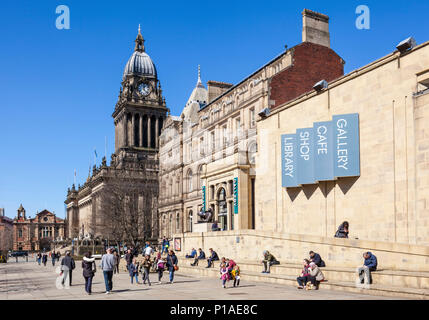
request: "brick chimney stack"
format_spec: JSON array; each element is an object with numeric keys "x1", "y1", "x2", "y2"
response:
[{"x1": 302, "y1": 9, "x2": 330, "y2": 48}]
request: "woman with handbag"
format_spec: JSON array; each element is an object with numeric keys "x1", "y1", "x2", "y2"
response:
[
  {"x1": 166, "y1": 250, "x2": 178, "y2": 284},
  {"x1": 82, "y1": 251, "x2": 96, "y2": 295}
]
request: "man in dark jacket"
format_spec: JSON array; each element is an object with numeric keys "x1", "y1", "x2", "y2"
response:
[
  {"x1": 166, "y1": 250, "x2": 178, "y2": 284},
  {"x1": 60, "y1": 251, "x2": 76, "y2": 287},
  {"x1": 357, "y1": 251, "x2": 377, "y2": 285},
  {"x1": 191, "y1": 248, "x2": 205, "y2": 266},
  {"x1": 309, "y1": 251, "x2": 326, "y2": 267},
  {"x1": 206, "y1": 248, "x2": 219, "y2": 268},
  {"x1": 125, "y1": 249, "x2": 133, "y2": 271}
]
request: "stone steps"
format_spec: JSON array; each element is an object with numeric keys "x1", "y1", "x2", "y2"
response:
[{"x1": 175, "y1": 256, "x2": 429, "y2": 299}]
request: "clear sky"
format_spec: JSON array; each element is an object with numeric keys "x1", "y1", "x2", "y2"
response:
[{"x1": 1, "y1": 0, "x2": 428, "y2": 219}]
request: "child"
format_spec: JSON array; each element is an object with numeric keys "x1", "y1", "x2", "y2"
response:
[
  {"x1": 155, "y1": 253, "x2": 166, "y2": 284},
  {"x1": 140, "y1": 255, "x2": 152, "y2": 286},
  {"x1": 129, "y1": 258, "x2": 139, "y2": 284},
  {"x1": 220, "y1": 263, "x2": 229, "y2": 288},
  {"x1": 231, "y1": 265, "x2": 241, "y2": 287}
]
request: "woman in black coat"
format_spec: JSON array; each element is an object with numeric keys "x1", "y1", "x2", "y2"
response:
[
  {"x1": 82, "y1": 251, "x2": 96, "y2": 295},
  {"x1": 334, "y1": 221, "x2": 349, "y2": 238}
]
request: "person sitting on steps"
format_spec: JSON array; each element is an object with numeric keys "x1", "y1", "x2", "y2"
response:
[
  {"x1": 191, "y1": 248, "x2": 205, "y2": 266},
  {"x1": 261, "y1": 250, "x2": 279, "y2": 274},
  {"x1": 206, "y1": 248, "x2": 219, "y2": 268},
  {"x1": 309, "y1": 251, "x2": 326, "y2": 267}
]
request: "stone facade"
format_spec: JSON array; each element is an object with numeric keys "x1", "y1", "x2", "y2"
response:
[
  {"x1": 65, "y1": 28, "x2": 167, "y2": 241},
  {"x1": 0, "y1": 209, "x2": 13, "y2": 251},
  {"x1": 256, "y1": 39, "x2": 429, "y2": 246},
  {"x1": 12, "y1": 205, "x2": 66, "y2": 251},
  {"x1": 158, "y1": 9, "x2": 343, "y2": 237}
]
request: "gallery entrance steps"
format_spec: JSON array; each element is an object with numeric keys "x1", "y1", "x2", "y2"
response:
[{"x1": 175, "y1": 255, "x2": 429, "y2": 299}]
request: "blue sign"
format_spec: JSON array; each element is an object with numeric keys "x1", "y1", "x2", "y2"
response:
[
  {"x1": 296, "y1": 128, "x2": 316, "y2": 185},
  {"x1": 333, "y1": 113, "x2": 360, "y2": 178},
  {"x1": 233, "y1": 177, "x2": 238, "y2": 214},
  {"x1": 313, "y1": 121, "x2": 334, "y2": 181},
  {"x1": 280, "y1": 113, "x2": 360, "y2": 188},
  {"x1": 281, "y1": 134, "x2": 299, "y2": 187},
  {"x1": 202, "y1": 186, "x2": 206, "y2": 211}
]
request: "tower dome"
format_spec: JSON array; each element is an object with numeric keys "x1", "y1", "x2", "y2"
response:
[{"x1": 122, "y1": 25, "x2": 157, "y2": 80}]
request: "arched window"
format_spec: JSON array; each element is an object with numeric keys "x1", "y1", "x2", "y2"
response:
[{"x1": 187, "y1": 169, "x2": 193, "y2": 192}]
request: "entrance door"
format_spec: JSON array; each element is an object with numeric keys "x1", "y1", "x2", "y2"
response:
[{"x1": 218, "y1": 188, "x2": 227, "y2": 230}]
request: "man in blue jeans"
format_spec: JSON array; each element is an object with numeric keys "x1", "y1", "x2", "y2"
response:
[
  {"x1": 101, "y1": 248, "x2": 115, "y2": 294},
  {"x1": 161, "y1": 237, "x2": 169, "y2": 254}
]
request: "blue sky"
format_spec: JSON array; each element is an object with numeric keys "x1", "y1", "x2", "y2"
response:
[{"x1": 1, "y1": 0, "x2": 428, "y2": 219}]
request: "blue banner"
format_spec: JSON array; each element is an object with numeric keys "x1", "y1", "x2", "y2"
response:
[
  {"x1": 281, "y1": 134, "x2": 299, "y2": 187},
  {"x1": 202, "y1": 186, "x2": 206, "y2": 211},
  {"x1": 333, "y1": 113, "x2": 360, "y2": 178},
  {"x1": 297, "y1": 128, "x2": 315, "y2": 185},
  {"x1": 233, "y1": 177, "x2": 238, "y2": 214},
  {"x1": 313, "y1": 121, "x2": 334, "y2": 181}
]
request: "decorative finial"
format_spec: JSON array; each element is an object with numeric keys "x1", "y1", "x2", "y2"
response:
[
  {"x1": 197, "y1": 65, "x2": 202, "y2": 86},
  {"x1": 134, "y1": 25, "x2": 145, "y2": 52}
]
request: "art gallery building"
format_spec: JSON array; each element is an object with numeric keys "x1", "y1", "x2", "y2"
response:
[{"x1": 172, "y1": 10, "x2": 429, "y2": 271}]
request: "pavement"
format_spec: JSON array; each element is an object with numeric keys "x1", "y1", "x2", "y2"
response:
[{"x1": 0, "y1": 257, "x2": 397, "y2": 300}]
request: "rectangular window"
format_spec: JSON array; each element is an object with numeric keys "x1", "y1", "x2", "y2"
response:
[
  {"x1": 18, "y1": 229, "x2": 22, "y2": 238},
  {"x1": 199, "y1": 137, "x2": 204, "y2": 156},
  {"x1": 223, "y1": 125, "x2": 228, "y2": 147},
  {"x1": 211, "y1": 131, "x2": 215, "y2": 151},
  {"x1": 235, "y1": 117, "x2": 241, "y2": 138},
  {"x1": 250, "y1": 108, "x2": 255, "y2": 127}
]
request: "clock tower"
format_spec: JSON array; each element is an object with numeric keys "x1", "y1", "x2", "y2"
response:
[{"x1": 112, "y1": 26, "x2": 168, "y2": 169}]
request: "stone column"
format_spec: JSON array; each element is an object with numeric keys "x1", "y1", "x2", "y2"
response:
[
  {"x1": 123, "y1": 114, "x2": 128, "y2": 147},
  {"x1": 147, "y1": 116, "x2": 152, "y2": 148},
  {"x1": 155, "y1": 117, "x2": 159, "y2": 148},
  {"x1": 139, "y1": 115, "x2": 143, "y2": 147},
  {"x1": 131, "y1": 113, "x2": 135, "y2": 147}
]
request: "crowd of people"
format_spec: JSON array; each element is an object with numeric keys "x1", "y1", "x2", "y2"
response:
[
  {"x1": 182, "y1": 221, "x2": 379, "y2": 291},
  {"x1": 185, "y1": 247, "x2": 240, "y2": 288},
  {"x1": 32, "y1": 221, "x2": 380, "y2": 294},
  {"x1": 36, "y1": 251, "x2": 61, "y2": 267}
]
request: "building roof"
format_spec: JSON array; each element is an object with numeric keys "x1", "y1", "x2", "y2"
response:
[{"x1": 123, "y1": 26, "x2": 157, "y2": 80}]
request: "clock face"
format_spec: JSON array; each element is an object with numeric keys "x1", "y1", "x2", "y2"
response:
[{"x1": 138, "y1": 83, "x2": 150, "y2": 96}]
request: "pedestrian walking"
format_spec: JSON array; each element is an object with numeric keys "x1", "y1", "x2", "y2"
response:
[
  {"x1": 141, "y1": 255, "x2": 152, "y2": 286},
  {"x1": 82, "y1": 251, "x2": 96, "y2": 295},
  {"x1": 129, "y1": 258, "x2": 139, "y2": 284},
  {"x1": 161, "y1": 237, "x2": 170, "y2": 254},
  {"x1": 56, "y1": 252, "x2": 60, "y2": 262},
  {"x1": 101, "y1": 248, "x2": 115, "y2": 294},
  {"x1": 42, "y1": 253, "x2": 48, "y2": 266},
  {"x1": 220, "y1": 263, "x2": 230, "y2": 288},
  {"x1": 113, "y1": 250, "x2": 120, "y2": 274},
  {"x1": 125, "y1": 249, "x2": 133, "y2": 271},
  {"x1": 232, "y1": 265, "x2": 241, "y2": 287},
  {"x1": 36, "y1": 252, "x2": 41, "y2": 265},
  {"x1": 51, "y1": 251, "x2": 56, "y2": 266},
  {"x1": 60, "y1": 251, "x2": 76, "y2": 287},
  {"x1": 166, "y1": 250, "x2": 178, "y2": 284},
  {"x1": 155, "y1": 252, "x2": 165, "y2": 284}
]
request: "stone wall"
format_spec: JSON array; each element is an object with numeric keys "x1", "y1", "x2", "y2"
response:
[
  {"x1": 257, "y1": 41, "x2": 429, "y2": 246},
  {"x1": 173, "y1": 230, "x2": 429, "y2": 271}
]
